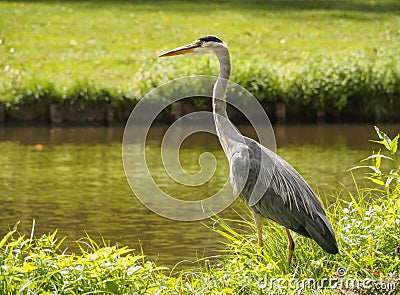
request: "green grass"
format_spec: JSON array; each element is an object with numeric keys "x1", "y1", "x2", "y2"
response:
[
  {"x1": 1, "y1": 127, "x2": 399, "y2": 293},
  {"x1": 1, "y1": 1, "x2": 400, "y2": 119}
]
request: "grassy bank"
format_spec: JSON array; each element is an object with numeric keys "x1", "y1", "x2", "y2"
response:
[
  {"x1": 1, "y1": 127, "x2": 399, "y2": 294},
  {"x1": 1, "y1": 1, "x2": 400, "y2": 122}
]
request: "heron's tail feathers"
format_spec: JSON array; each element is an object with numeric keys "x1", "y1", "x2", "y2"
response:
[{"x1": 305, "y1": 212, "x2": 338, "y2": 254}]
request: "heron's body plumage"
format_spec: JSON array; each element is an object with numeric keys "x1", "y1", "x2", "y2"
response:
[{"x1": 230, "y1": 137, "x2": 338, "y2": 254}]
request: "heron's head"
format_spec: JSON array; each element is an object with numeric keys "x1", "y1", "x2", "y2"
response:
[{"x1": 159, "y1": 35, "x2": 227, "y2": 57}]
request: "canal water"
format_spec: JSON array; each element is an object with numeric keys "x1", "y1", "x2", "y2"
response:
[{"x1": 0, "y1": 124, "x2": 399, "y2": 267}]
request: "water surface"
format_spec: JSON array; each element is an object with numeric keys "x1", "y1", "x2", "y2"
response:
[{"x1": 0, "y1": 124, "x2": 399, "y2": 267}]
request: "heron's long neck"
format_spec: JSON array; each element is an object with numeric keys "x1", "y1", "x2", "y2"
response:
[
  {"x1": 213, "y1": 47, "x2": 242, "y2": 158},
  {"x1": 213, "y1": 51, "x2": 230, "y2": 117}
]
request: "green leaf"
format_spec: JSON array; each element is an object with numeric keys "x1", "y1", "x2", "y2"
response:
[
  {"x1": 365, "y1": 176, "x2": 385, "y2": 186},
  {"x1": 375, "y1": 154, "x2": 381, "y2": 170},
  {"x1": 127, "y1": 265, "x2": 142, "y2": 276},
  {"x1": 374, "y1": 126, "x2": 390, "y2": 142},
  {"x1": 349, "y1": 165, "x2": 381, "y2": 174},
  {"x1": 391, "y1": 134, "x2": 398, "y2": 154},
  {"x1": 105, "y1": 281, "x2": 119, "y2": 293},
  {"x1": 373, "y1": 126, "x2": 392, "y2": 150},
  {"x1": 361, "y1": 154, "x2": 393, "y2": 162},
  {"x1": 0, "y1": 230, "x2": 15, "y2": 249},
  {"x1": 0, "y1": 222, "x2": 19, "y2": 249}
]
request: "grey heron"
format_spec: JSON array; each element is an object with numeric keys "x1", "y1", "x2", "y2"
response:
[{"x1": 159, "y1": 35, "x2": 338, "y2": 265}]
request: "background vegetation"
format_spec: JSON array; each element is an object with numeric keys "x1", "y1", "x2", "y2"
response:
[{"x1": 1, "y1": 0, "x2": 400, "y2": 121}]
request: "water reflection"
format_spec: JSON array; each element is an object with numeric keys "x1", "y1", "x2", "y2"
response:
[{"x1": 0, "y1": 124, "x2": 399, "y2": 267}]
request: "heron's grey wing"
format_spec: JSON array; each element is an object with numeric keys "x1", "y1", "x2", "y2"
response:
[
  {"x1": 229, "y1": 146, "x2": 250, "y2": 197},
  {"x1": 232, "y1": 138, "x2": 338, "y2": 254}
]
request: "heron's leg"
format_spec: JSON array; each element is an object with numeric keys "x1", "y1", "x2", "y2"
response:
[
  {"x1": 285, "y1": 228, "x2": 295, "y2": 265},
  {"x1": 254, "y1": 213, "x2": 263, "y2": 247}
]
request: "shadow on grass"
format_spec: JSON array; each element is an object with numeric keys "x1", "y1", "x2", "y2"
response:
[{"x1": 5, "y1": 0, "x2": 400, "y2": 13}]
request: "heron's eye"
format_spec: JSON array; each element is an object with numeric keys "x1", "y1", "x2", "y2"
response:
[{"x1": 194, "y1": 40, "x2": 204, "y2": 47}]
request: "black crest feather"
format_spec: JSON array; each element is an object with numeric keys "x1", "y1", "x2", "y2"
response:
[{"x1": 199, "y1": 35, "x2": 223, "y2": 43}]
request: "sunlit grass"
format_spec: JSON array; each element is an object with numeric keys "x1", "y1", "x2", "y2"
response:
[
  {"x1": 0, "y1": 224, "x2": 170, "y2": 294},
  {"x1": 1, "y1": 1, "x2": 400, "y2": 118}
]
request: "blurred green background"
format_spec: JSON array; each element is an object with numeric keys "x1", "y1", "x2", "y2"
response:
[{"x1": 1, "y1": 0, "x2": 399, "y2": 120}]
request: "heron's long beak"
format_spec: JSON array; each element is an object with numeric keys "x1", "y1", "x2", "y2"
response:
[{"x1": 159, "y1": 42, "x2": 200, "y2": 57}]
